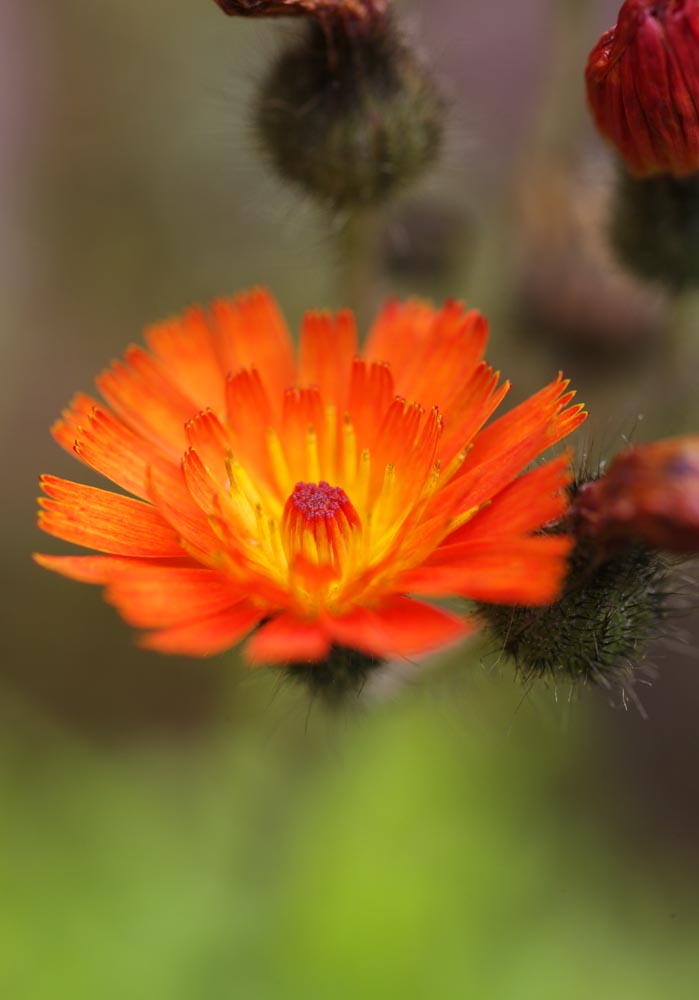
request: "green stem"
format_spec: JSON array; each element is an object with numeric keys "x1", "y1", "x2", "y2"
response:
[
  {"x1": 336, "y1": 208, "x2": 381, "y2": 334},
  {"x1": 663, "y1": 291, "x2": 699, "y2": 432}
]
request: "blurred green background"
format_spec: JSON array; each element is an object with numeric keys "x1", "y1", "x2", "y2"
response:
[{"x1": 2, "y1": 1, "x2": 699, "y2": 996}]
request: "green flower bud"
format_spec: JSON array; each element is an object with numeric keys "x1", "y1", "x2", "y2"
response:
[
  {"x1": 611, "y1": 169, "x2": 699, "y2": 290},
  {"x1": 477, "y1": 474, "x2": 672, "y2": 704},
  {"x1": 255, "y1": 19, "x2": 444, "y2": 209}
]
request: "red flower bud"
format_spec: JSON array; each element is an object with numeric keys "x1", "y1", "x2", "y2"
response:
[
  {"x1": 213, "y1": 0, "x2": 388, "y2": 29},
  {"x1": 586, "y1": 1, "x2": 699, "y2": 177},
  {"x1": 575, "y1": 435, "x2": 699, "y2": 553}
]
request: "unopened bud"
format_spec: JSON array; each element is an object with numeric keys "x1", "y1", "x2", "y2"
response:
[
  {"x1": 214, "y1": 1, "x2": 389, "y2": 33},
  {"x1": 254, "y1": 17, "x2": 444, "y2": 209},
  {"x1": 586, "y1": 1, "x2": 699, "y2": 179},
  {"x1": 586, "y1": 2, "x2": 699, "y2": 287},
  {"x1": 575, "y1": 435, "x2": 699, "y2": 554}
]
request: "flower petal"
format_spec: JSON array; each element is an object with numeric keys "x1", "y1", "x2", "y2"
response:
[
  {"x1": 72, "y1": 404, "x2": 180, "y2": 500},
  {"x1": 401, "y1": 535, "x2": 572, "y2": 605},
  {"x1": 139, "y1": 605, "x2": 261, "y2": 657},
  {"x1": 465, "y1": 373, "x2": 585, "y2": 472},
  {"x1": 145, "y1": 308, "x2": 226, "y2": 412},
  {"x1": 327, "y1": 596, "x2": 472, "y2": 659},
  {"x1": 299, "y1": 309, "x2": 358, "y2": 410},
  {"x1": 38, "y1": 476, "x2": 183, "y2": 557},
  {"x1": 447, "y1": 453, "x2": 572, "y2": 544},
  {"x1": 104, "y1": 566, "x2": 248, "y2": 629},
  {"x1": 364, "y1": 300, "x2": 488, "y2": 411},
  {"x1": 146, "y1": 464, "x2": 220, "y2": 561},
  {"x1": 210, "y1": 289, "x2": 295, "y2": 406},
  {"x1": 33, "y1": 553, "x2": 196, "y2": 584},
  {"x1": 96, "y1": 347, "x2": 197, "y2": 457},
  {"x1": 244, "y1": 614, "x2": 331, "y2": 665}
]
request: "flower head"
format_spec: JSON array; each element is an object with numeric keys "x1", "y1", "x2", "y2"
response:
[
  {"x1": 36, "y1": 290, "x2": 586, "y2": 666},
  {"x1": 586, "y1": 1, "x2": 699, "y2": 177}
]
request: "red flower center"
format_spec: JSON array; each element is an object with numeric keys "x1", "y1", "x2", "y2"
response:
[
  {"x1": 282, "y1": 481, "x2": 362, "y2": 594},
  {"x1": 288, "y1": 481, "x2": 355, "y2": 521}
]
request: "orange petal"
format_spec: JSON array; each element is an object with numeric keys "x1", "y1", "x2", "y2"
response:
[
  {"x1": 96, "y1": 346, "x2": 197, "y2": 457},
  {"x1": 51, "y1": 393, "x2": 100, "y2": 456},
  {"x1": 185, "y1": 409, "x2": 233, "y2": 485},
  {"x1": 327, "y1": 596, "x2": 472, "y2": 658},
  {"x1": 105, "y1": 566, "x2": 246, "y2": 629},
  {"x1": 465, "y1": 373, "x2": 586, "y2": 472},
  {"x1": 299, "y1": 309, "x2": 358, "y2": 410},
  {"x1": 244, "y1": 614, "x2": 331, "y2": 665},
  {"x1": 33, "y1": 553, "x2": 196, "y2": 584},
  {"x1": 146, "y1": 464, "x2": 220, "y2": 561},
  {"x1": 139, "y1": 605, "x2": 261, "y2": 657},
  {"x1": 346, "y1": 358, "x2": 395, "y2": 453},
  {"x1": 401, "y1": 535, "x2": 572, "y2": 605},
  {"x1": 210, "y1": 289, "x2": 295, "y2": 407},
  {"x1": 181, "y1": 447, "x2": 226, "y2": 518},
  {"x1": 223, "y1": 369, "x2": 283, "y2": 493},
  {"x1": 38, "y1": 475, "x2": 183, "y2": 557},
  {"x1": 428, "y1": 386, "x2": 585, "y2": 523},
  {"x1": 145, "y1": 307, "x2": 225, "y2": 412},
  {"x1": 438, "y1": 364, "x2": 510, "y2": 466},
  {"x1": 72, "y1": 404, "x2": 180, "y2": 500},
  {"x1": 365, "y1": 299, "x2": 488, "y2": 408},
  {"x1": 447, "y1": 454, "x2": 572, "y2": 545}
]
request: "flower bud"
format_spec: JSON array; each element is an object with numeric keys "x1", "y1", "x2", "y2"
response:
[
  {"x1": 575, "y1": 436, "x2": 699, "y2": 554},
  {"x1": 586, "y1": 1, "x2": 699, "y2": 178},
  {"x1": 254, "y1": 18, "x2": 444, "y2": 209},
  {"x1": 478, "y1": 537, "x2": 668, "y2": 699},
  {"x1": 214, "y1": 1, "x2": 388, "y2": 33},
  {"x1": 477, "y1": 462, "x2": 675, "y2": 700}
]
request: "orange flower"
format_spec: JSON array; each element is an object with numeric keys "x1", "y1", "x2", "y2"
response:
[
  {"x1": 586, "y1": 1, "x2": 699, "y2": 177},
  {"x1": 35, "y1": 290, "x2": 586, "y2": 665}
]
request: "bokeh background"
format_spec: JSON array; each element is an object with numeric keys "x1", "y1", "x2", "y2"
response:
[{"x1": 3, "y1": 1, "x2": 699, "y2": 996}]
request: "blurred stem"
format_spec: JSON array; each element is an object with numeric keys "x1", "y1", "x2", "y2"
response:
[
  {"x1": 651, "y1": 291, "x2": 699, "y2": 436},
  {"x1": 337, "y1": 209, "x2": 381, "y2": 334},
  {"x1": 529, "y1": 0, "x2": 596, "y2": 163},
  {"x1": 664, "y1": 291, "x2": 699, "y2": 430}
]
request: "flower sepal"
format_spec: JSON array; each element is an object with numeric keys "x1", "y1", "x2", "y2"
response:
[{"x1": 285, "y1": 644, "x2": 385, "y2": 704}]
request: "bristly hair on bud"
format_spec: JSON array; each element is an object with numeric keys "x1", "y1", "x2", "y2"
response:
[
  {"x1": 476, "y1": 463, "x2": 675, "y2": 708},
  {"x1": 253, "y1": 13, "x2": 444, "y2": 209}
]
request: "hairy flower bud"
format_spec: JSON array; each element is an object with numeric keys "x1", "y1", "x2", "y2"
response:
[
  {"x1": 575, "y1": 436, "x2": 699, "y2": 554},
  {"x1": 477, "y1": 462, "x2": 676, "y2": 701},
  {"x1": 254, "y1": 18, "x2": 444, "y2": 208},
  {"x1": 586, "y1": 1, "x2": 699, "y2": 178}
]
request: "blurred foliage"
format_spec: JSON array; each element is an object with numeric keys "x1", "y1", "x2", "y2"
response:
[{"x1": 1, "y1": 684, "x2": 698, "y2": 1000}]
